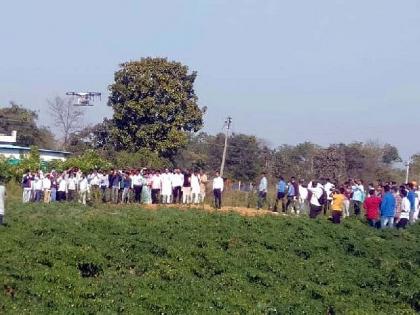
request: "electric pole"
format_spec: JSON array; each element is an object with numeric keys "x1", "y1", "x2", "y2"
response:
[
  {"x1": 220, "y1": 116, "x2": 232, "y2": 177},
  {"x1": 405, "y1": 158, "x2": 411, "y2": 183}
]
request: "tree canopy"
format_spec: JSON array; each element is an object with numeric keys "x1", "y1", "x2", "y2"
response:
[
  {"x1": 108, "y1": 57, "x2": 204, "y2": 158},
  {"x1": 0, "y1": 102, "x2": 56, "y2": 149}
]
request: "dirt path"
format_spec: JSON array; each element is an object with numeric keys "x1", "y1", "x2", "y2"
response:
[{"x1": 140, "y1": 203, "x2": 285, "y2": 217}]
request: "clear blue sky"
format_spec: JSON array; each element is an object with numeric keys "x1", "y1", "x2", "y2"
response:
[{"x1": 1, "y1": 0, "x2": 419, "y2": 160}]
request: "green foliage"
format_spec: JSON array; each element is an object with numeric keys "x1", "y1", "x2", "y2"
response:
[
  {"x1": 175, "y1": 132, "x2": 266, "y2": 181},
  {"x1": 9, "y1": 146, "x2": 42, "y2": 181},
  {"x1": 0, "y1": 102, "x2": 56, "y2": 148},
  {"x1": 108, "y1": 57, "x2": 204, "y2": 158},
  {"x1": 0, "y1": 157, "x2": 13, "y2": 182},
  {"x1": 47, "y1": 150, "x2": 111, "y2": 173},
  {"x1": 66, "y1": 119, "x2": 115, "y2": 156},
  {"x1": 113, "y1": 149, "x2": 170, "y2": 169},
  {"x1": 0, "y1": 202, "x2": 419, "y2": 314},
  {"x1": 313, "y1": 146, "x2": 346, "y2": 182}
]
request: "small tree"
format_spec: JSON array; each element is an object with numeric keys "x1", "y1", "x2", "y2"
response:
[{"x1": 48, "y1": 96, "x2": 84, "y2": 149}]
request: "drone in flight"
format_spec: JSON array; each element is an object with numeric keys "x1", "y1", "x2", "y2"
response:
[{"x1": 66, "y1": 91, "x2": 101, "y2": 106}]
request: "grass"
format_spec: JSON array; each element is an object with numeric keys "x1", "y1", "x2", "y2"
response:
[{"x1": 0, "y1": 199, "x2": 419, "y2": 314}]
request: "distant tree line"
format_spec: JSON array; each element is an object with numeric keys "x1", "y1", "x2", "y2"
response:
[{"x1": 0, "y1": 57, "x2": 412, "y2": 184}]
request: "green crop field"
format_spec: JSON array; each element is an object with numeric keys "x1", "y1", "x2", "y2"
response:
[{"x1": 0, "y1": 201, "x2": 419, "y2": 314}]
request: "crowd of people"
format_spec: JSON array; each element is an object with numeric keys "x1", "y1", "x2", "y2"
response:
[
  {"x1": 0, "y1": 167, "x2": 415, "y2": 230},
  {"x1": 20, "y1": 168, "x2": 219, "y2": 206},
  {"x1": 256, "y1": 173, "x2": 420, "y2": 229}
]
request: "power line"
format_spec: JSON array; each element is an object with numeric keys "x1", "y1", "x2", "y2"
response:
[{"x1": 220, "y1": 116, "x2": 232, "y2": 177}]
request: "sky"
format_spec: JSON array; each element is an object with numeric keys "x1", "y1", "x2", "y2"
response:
[{"x1": 0, "y1": 0, "x2": 419, "y2": 160}]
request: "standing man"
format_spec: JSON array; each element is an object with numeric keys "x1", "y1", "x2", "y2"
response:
[
  {"x1": 22, "y1": 171, "x2": 33, "y2": 203},
  {"x1": 0, "y1": 178, "x2": 5, "y2": 225},
  {"x1": 171, "y1": 169, "x2": 183, "y2": 204},
  {"x1": 121, "y1": 172, "x2": 132, "y2": 204},
  {"x1": 407, "y1": 182, "x2": 417, "y2": 224},
  {"x1": 275, "y1": 176, "x2": 287, "y2": 212},
  {"x1": 161, "y1": 169, "x2": 173, "y2": 204},
  {"x1": 79, "y1": 174, "x2": 89, "y2": 205},
  {"x1": 132, "y1": 170, "x2": 144, "y2": 204},
  {"x1": 397, "y1": 189, "x2": 410, "y2": 229},
  {"x1": 363, "y1": 189, "x2": 381, "y2": 228},
  {"x1": 257, "y1": 172, "x2": 268, "y2": 210},
  {"x1": 151, "y1": 170, "x2": 162, "y2": 204},
  {"x1": 67, "y1": 173, "x2": 77, "y2": 202},
  {"x1": 298, "y1": 179, "x2": 309, "y2": 215},
  {"x1": 191, "y1": 170, "x2": 201, "y2": 204},
  {"x1": 199, "y1": 170, "x2": 208, "y2": 203},
  {"x1": 88, "y1": 170, "x2": 101, "y2": 202},
  {"x1": 109, "y1": 170, "x2": 121, "y2": 204},
  {"x1": 182, "y1": 169, "x2": 192, "y2": 204},
  {"x1": 308, "y1": 180, "x2": 324, "y2": 219},
  {"x1": 323, "y1": 178, "x2": 335, "y2": 215},
  {"x1": 380, "y1": 185, "x2": 396, "y2": 229},
  {"x1": 42, "y1": 174, "x2": 52, "y2": 203},
  {"x1": 33, "y1": 172, "x2": 43, "y2": 202},
  {"x1": 286, "y1": 177, "x2": 299, "y2": 214},
  {"x1": 331, "y1": 188, "x2": 345, "y2": 224},
  {"x1": 213, "y1": 172, "x2": 224, "y2": 209},
  {"x1": 99, "y1": 171, "x2": 109, "y2": 203},
  {"x1": 351, "y1": 179, "x2": 364, "y2": 216}
]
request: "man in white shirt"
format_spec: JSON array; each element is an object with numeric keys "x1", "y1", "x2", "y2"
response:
[
  {"x1": 131, "y1": 170, "x2": 145, "y2": 204},
  {"x1": 257, "y1": 173, "x2": 268, "y2": 210},
  {"x1": 42, "y1": 175, "x2": 52, "y2": 203},
  {"x1": 298, "y1": 179, "x2": 309, "y2": 215},
  {"x1": 171, "y1": 169, "x2": 184, "y2": 204},
  {"x1": 0, "y1": 179, "x2": 5, "y2": 225},
  {"x1": 99, "y1": 172, "x2": 109, "y2": 203},
  {"x1": 57, "y1": 175, "x2": 67, "y2": 201},
  {"x1": 199, "y1": 171, "x2": 208, "y2": 203},
  {"x1": 88, "y1": 170, "x2": 101, "y2": 202},
  {"x1": 67, "y1": 174, "x2": 77, "y2": 202},
  {"x1": 323, "y1": 179, "x2": 335, "y2": 215},
  {"x1": 161, "y1": 169, "x2": 173, "y2": 204},
  {"x1": 351, "y1": 179, "x2": 365, "y2": 216},
  {"x1": 212, "y1": 172, "x2": 224, "y2": 209},
  {"x1": 191, "y1": 170, "x2": 201, "y2": 204},
  {"x1": 308, "y1": 180, "x2": 324, "y2": 218},
  {"x1": 151, "y1": 171, "x2": 162, "y2": 204},
  {"x1": 397, "y1": 189, "x2": 410, "y2": 229},
  {"x1": 79, "y1": 174, "x2": 89, "y2": 205},
  {"x1": 33, "y1": 173, "x2": 43, "y2": 202}
]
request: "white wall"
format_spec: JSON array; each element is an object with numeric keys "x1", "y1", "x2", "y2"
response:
[{"x1": 0, "y1": 148, "x2": 68, "y2": 162}]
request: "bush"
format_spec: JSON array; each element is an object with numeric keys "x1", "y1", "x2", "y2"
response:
[
  {"x1": 113, "y1": 148, "x2": 170, "y2": 169},
  {"x1": 47, "y1": 150, "x2": 111, "y2": 173}
]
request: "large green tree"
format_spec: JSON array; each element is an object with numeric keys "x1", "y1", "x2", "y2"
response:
[
  {"x1": 0, "y1": 102, "x2": 56, "y2": 149},
  {"x1": 108, "y1": 57, "x2": 204, "y2": 158}
]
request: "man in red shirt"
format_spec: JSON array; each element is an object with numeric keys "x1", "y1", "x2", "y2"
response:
[{"x1": 363, "y1": 189, "x2": 381, "y2": 228}]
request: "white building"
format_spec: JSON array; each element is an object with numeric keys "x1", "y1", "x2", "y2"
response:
[{"x1": 0, "y1": 131, "x2": 70, "y2": 162}]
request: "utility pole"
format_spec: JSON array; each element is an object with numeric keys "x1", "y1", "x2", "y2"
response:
[
  {"x1": 405, "y1": 158, "x2": 411, "y2": 183},
  {"x1": 220, "y1": 116, "x2": 232, "y2": 177}
]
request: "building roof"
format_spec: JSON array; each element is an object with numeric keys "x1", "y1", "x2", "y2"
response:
[{"x1": 0, "y1": 144, "x2": 71, "y2": 155}]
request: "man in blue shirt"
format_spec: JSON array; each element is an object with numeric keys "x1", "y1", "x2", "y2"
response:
[
  {"x1": 257, "y1": 172, "x2": 268, "y2": 210},
  {"x1": 275, "y1": 176, "x2": 287, "y2": 212},
  {"x1": 407, "y1": 182, "x2": 416, "y2": 214},
  {"x1": 286, "y1": 177, "x2": 299, "y2": 214},
  {"x1": 380, "y1": 185, "x2": 396, "y2": 228}
]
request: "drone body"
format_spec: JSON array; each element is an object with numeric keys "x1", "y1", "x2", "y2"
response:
[{"x1": 66, "y1": 92, "x2": 101, "y2": 106}]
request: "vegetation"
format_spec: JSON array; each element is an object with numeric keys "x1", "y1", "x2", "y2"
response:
[
  {"x1": 48, "y1": 96, "x2": 85, "y2": 149},
  {"x1": 0, "y1": 199, "x2": 419, "y2": 314},
  {"x1": 0, "y1": 102, "x2": 56, "y2": 149},
  {"x1": 108, "y1": 57, "x2": 204, "y2": 158}
]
